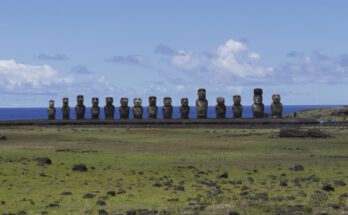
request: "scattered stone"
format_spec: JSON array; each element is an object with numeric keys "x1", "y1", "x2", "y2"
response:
[
  {"x1": 46, "y1": 203, "x2": 59, "y2": 208},
  {"x1": 61, "y1": 191, "x2": 72, "y2": 196},
  {"x1": 280, "y1": 180, "x2": 288, "y2": 187},
  {"x1": 96, "y1": 200, "x2": 106, "y2": 206},
  {"x1": 83, "y1": 193, "x2": 96, "y2": 199},
  {"x1": 98, "y1": 209, "x2": 109, "y2": 215},
  {"x1": 173, "y1": 185, "x2": 185, "y2": 191},
  {"x1": 0, "y1": 200, "x2": 5, "y2": 205},
  {"x1": 72, "y1": 164, "x2": 88, "y2": 172},
  {"x1": 17, "y1": 211, "x2": 27, "y2": 215},
  {"x1": 321, "y1": 183, "x2": 335, "y2": 192},
  {"x1": 217, "y1": 172, "x2": 228, "y2": 179},
  {"x1": 152, "y1": 182, "x2": 162, "y2": 188},
  {"x1": 229, "y1": 211, "x2": 240, "y2": 215},
  {"x1": 291, "y1": 164, "x2": 305, "y2": 171},
  {"x1": 116, "y1": 189, "x2": 126, "y2": 195},
  {"x1": 37, "y1": 157, "x2": 52, "y2": 166},
  {"x1": 106, "y1": 191, "x2": 115, "y2": 196},
  {"x1": 334, "y1": 179, "x2": 346, "y2": 186},
  {"x1": 0, "y1": 136, "x2": 7, "y2": 140}
]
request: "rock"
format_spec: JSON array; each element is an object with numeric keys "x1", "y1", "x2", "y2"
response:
[
  {"x1": 125, "y1": 210, "x2": 136, "y2": 215},
  {"x1": 280, "y1": 180, "x2": 288, "y2": 187},
  {"x1": 46, "y1": 203, "x2": 59, "y2": 208},
  {"x1": 17, "y1": 212, "x2": 27, "y2": 215},
  {"x1": 61, "y1": 191, "x2": 72, "y2": 196},
  {"x1": 0, "y1": 200, "x2": 5, "y2": 205},
  {"x1": 279, "y1": 128, "x2": 330, "y2": 138},
  {"x1": 72, "y1": 164, "x2": 88, "y2": 172},
  {"x1": 321, "y1": 183, "x2": 335, "y2": 192},
  {"x1": 98, "y1": 209, "x2": 109, "y2": 215},
  {"x1": 96, "y1": 200, "x2": 106, "y2": 206},
  {"x1": 229, "y1": 211, "x2": 240, "y2": 215},
  {"x1": 0, "y1": 136, "x2": 7, "y2": 140},
  {"x1": 83, "y1": 193, "x2": 96, "y2": 199},
  {"x1": 291, "y1": 164, "x2": 305, "y2": 171},
  {"x1": 173, "y1": 185, "x2": 185, "y2": 191},
  {"x1": 106, "y1": 191, "x2": 115, "y2": 196},
  {"x1": 152, "y1": 182, "x2": 162, "y2": 188},
  {"x1": 37, "y1": 157, "x2": 52, "y2": 166},
  {"x1": 334, "y1": 179, "x2": 346, "y2": 186},
  {"x1": 217, "y1": 172, "x2": 229, "y2": 179}
]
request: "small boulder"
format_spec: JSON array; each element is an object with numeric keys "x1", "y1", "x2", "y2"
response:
[
  {"x1": 37, "y1": 157, "x2": 52, "y2": 166},
  {"x1": 0, "y1": 136, "x2": 7, "y2": 140},
  {"x1": 334, "y1": 179, "x2": 346, "y2": 186},
  {"x1": 98, "y1": 209, "x2": 109, "y2": 215},
  {"x1": 83, "y1": 193, "x2": 96, "y2": 199},
  {"x1": 291, "y1": 164, "x2": 305, "y2": 171},
  {"x1": 321, "y1": 183, "x2": 335, "y2": 192},
  {"x1": 106, "y1": 191, "x2": 115, "y2": 196},
  {"x1": 217, "y1": 172, "x2": 229, "y2": 179},
  {"x1": 72, "y1": 164, "x2": 88, "y2": 172}
]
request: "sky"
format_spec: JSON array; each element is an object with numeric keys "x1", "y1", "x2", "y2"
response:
[{"x1": 0, "y1": 0, "x2": 348, "y2": 107}]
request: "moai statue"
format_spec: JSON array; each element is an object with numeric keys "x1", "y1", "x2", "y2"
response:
[
  {"x1": 119, "y1": 98, "x2": 130, "y2": 119},
  {"x1": 62, "y1": 97, "x2": 70, "y2": 120},
  {"x1": 91, "y1": 97, "x2": 100, "y2": 120},
  {"x1": 48, "y1": 100, "x2": 56, "y2": 120},
  {"x1": 162, "y1": 97, "x2": 173, "y2": 119},
  {"x1": 252, "y1": 88, "x2": 264, "y2": 118},
  {"x1": 147, "y1": 96, "x2": 158, "y2": 119},
  {"x1": 75, "y1": 95, "x2": 86, "y2": 120},
  {"x1": 104, "y1": 97, "x2": 115, "y2": 120},
  {"x1": 132, "y1": 98, "x2": 143, "y2": 119},
  {"x1": 180, "y1": 98, "x2": 190, "y2": 119},
  {"x1": 196, "y1": 88, "x2": 208, "y2": 119},
  {"x1": 215, "y1": 97, "x2": 226, "y2": 119},
  {"x1": 232, "y1": 95, "x2": 243, "y2": 118},
  {"x1": 271, "y1": 94, "x2": 283, "y2": 118}
]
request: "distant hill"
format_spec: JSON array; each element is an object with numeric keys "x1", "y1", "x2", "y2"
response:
[{"x1": 290, "y1": 106, "x2": 348, "y2": 122}]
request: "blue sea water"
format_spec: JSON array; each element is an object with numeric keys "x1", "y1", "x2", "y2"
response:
[{"x1": 0, "y1": 105, "x2": 342, "y2": 120}]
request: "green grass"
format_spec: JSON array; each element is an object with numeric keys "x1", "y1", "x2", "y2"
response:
[{"x1": 0, "y1": 126, "x2": 347, "y2": 215}]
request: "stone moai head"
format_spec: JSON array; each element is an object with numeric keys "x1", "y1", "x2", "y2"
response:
[
  {"x1": 133, "y1": 98, "x2": 142, "y2": 106},
  {"x1": 77, "y1": 95, "x2": 84, "y2": 106},
  {"x1": 253, "y1": 88, "x2": 263, "y2": 104},
  {"x1": 272, "y1": 94, "x2": 281, "y2": 104},
  {"x1": 217, "y1": 97, "x2": 225, "y2": 105},
  {"x1": 163, "y1": 97, "x2": 172, "y2": 106},
  {"x1": 63, "y1": 97, "x2": 69, "y2": 106},
  {"x1": 181, "y1": 98, "x2": 189, "y2": 106},
  {"x1": 198, "y1": 88, "x2": 206, "y2": 100},
  {"x1": 233, "y1": 95, "x2": 241, "y2": 105},
  {"x1": 49, "y1": 100, "x2": 55, "y2": 108},
  {"x1": 106, "y1": 97, "x2": 113, "y2": 105},
  {"x1": 149, "y1": 96, "x2": 157, "y2": 106},
  {"x1": 92, "y1": 97, "x2": 99, "y2": 106},
  {"x1": 120, "y1": 98, "x2": 129, "y2": 106}
]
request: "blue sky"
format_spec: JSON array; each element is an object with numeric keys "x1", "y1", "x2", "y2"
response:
[{"x1": 0, "y1": 1, "x2": 347, "y2": 107}]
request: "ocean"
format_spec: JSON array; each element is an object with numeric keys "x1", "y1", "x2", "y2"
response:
[{"x1": 0, "y1": 105, "x2": 341, "y2": 120}]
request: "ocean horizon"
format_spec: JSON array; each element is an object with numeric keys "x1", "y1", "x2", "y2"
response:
[{"x1": 0, "y1": 105, "x2": 343, "y2": 121}]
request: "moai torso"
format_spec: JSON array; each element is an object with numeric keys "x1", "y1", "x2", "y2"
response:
[
  {"x1": 48, "y1": 100, "x2": 56, "y2": 120},
  {"x1": 196, "y1": 88, "x2": 208, "y2": 119},
  {"x1": 162, "y1": 97, "x2": 173, "y2": 119},
  {"x1": 232, "y1": 95, "x2": 243, "y2": 118},
  {"x1": 215, "y1": 97, "x2": 226, "y2": 119},
  {"x1": 91, "y1": 97, "x2": 100, "y2": 120},
  {"x1": 62, "y1": 97, "x2": 70, "y2": 120},
  {"x1": 104, "y1": 97, "x2": 115, "y2": 120},
  {"x1": 147, "y1": 96, "x2": 158, "y2": 119},
  {"x1": 119, "y1": 98, "x2": 130, "y2": 119},
  {"x1": 252, "y1": 88, "x2": 264, "y2": 118},
  {"x1": 75, "y1": 95, "x2": 86, "y2": 120},
  {"x1": 132, "y1": 98, "x2": 143, "y2": 119},
  {"x1": 271, "y1": 94, "x2": 283, "y2": 118},
  {"x1": 180, "y1": 98, "x2": 190, "y2": 119}
]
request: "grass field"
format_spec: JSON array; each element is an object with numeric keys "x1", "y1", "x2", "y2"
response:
[{"x1": 0, "y1": 126, "x2": 347, "y2": 215}]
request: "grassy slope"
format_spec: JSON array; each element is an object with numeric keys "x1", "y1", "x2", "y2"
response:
[
  {"x1": 293, "y1": 106, "x2": 348, "y2": 121},
  {"x1": 0, "y1": 126, "x2": 347, "y2": 215}
]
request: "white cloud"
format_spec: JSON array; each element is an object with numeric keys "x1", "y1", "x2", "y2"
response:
[
  {"x1": 0, "y1": 60, "x2": 73, "y2": 91},
  {"x1": 165, "y1": 39, "x2": 273, "y2": 80}
]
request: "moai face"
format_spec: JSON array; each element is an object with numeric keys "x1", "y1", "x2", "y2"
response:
[
  {"x1": 181, "y1": 98, "x2": 189, "y2": 106},
  {"x1": 149, "y1": 96, "x2": 157, "y2": 106},
  {"x1": 106, "y1": 97, "x2": 113, "y2": 105},
  {"x1": 233, "y1": 95, "x2": 241, "y2": 105},
  {"x1": 77, "y1": 95, "x2": 84, "y2": 106},
  {"x1": 253, "y1": 88, "x2": 263, "y2": 105},
  {"x1": 49, "y1": 100, "x2": 55, "y2": 108},
  {"x1": 133, "y1": 98, "x2": 142, "y2": 106},
  {"x1": 63, "y1": 97, "x2": 69, "y2": 106},
  {"x1": 92, "y1": 97, "x2": 99, "y2": 106},
  {"x1": 198, "y1": 88, "x2": 206, "y2": 100},
  {"x1": 120, "y1": 98, "x2": 128, "y2": 106},
  {"x1": 217, "y1": 97, "x2": 225, "y2": 105},
  {"x1": 272, "y1": 94, "x2": 281, "y2": 104},
  {"x1": 163, "y1": 97, "x2": 172, "y2": 106}
]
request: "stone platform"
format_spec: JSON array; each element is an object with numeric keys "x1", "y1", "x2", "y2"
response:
[{"x1": 0, "y1": 118, "x2": 323, "y2": 128}]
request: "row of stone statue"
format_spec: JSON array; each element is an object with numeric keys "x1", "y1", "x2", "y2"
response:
[{"x1": 48, "y1": 88, "x2": 283, "y2": 120}]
